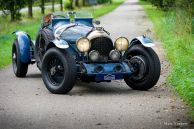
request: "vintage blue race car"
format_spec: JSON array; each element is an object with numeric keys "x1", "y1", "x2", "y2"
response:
[{"x1": 12, "y1": 12, "x2": 161, "y2": 94}]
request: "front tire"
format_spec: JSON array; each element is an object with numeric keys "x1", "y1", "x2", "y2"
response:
[
  {"x1": 124, "y1": 44, "x2": 161, "y2": 90},
  {"x1": 12, "y1": 40, "x2": 28, "y2": 77},
  {"x1": 41, "y1": 48, "x2": 76, "y2": 94}
]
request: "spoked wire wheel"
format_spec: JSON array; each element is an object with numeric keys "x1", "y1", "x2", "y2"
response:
[
  {"x1": 46, "y1": 56, "x2": 65, "y2": 86},
  {"x1": 41, "y1": 48, "x2": 76, "y2": 94}
]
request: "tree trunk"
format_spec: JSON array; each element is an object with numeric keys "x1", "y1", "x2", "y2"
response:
[
  {"x1": 10, "y1": 12, "x2": 15, "y2": 21},
  {"x1": 10, "y1": 1, "x2": 15, "y2": 21},
  {"x1": 41, "y1": 0, "x2": 45, "y2": 14},
  {"x1": 60, "y1": 0, "x2": 63, "y2": 11},
  {"x1": 75, "y1": 0, "x2": 79, "y2": 7},
  {"x1": 52, "y1": 0, "x2": 55, "y2": 12},
  {"x1": 82, "y1": 0, "x2": 86, "y2": 6},
  {"x1": 70, "y1": 0, "x2": 73, "y2": 9},
  {"x1": 28, "y1": 0, "x2": 33, "y2": 18}
]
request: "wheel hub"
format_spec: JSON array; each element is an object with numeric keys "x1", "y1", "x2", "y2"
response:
[
  {"x1": 50, "y1": 66, "x2": 56, "y2": 76},
  {"x1": 129, "y1": 56, "x2": 147, "y2": 80},
  {"x1": 57, "y1": 65, "x2": 63, "y2": 71},
  {"x1": 12, "y1": 52, "x2": 17, "y2": 73},
  {"x1": 13, "y1": 53, "x2": 16, "y2": 60},
  {"x1": 46, "y1": 56, "x2": 65, "y2": 86}
]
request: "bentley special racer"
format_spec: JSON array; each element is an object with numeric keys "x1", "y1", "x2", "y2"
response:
[{"x1": 12, "y1": 12, "x2": 161, "y2": 94}]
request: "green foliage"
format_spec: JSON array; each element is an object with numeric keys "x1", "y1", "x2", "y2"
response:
[
  {"x1": 175, "y1": 0, "x2": 194, "y2": 17},
  {"x1": 97, "y1": 0, "x2": 111, "y2": 4},
  {"x1": 152, "y1": 0, "x2": 175, "y2": 9},
  {"x1": 64, "y1": 0, "x2": 73, "y2": 9},
  {"x1": 140, "y1": 0, "x2": 194, "y2": 118},
  {"x1": 0, "y1": 0, "x2": 26, "y2": 21},
  {"x1": 192, "y1": 18, "x2": 194, "y2": 34},
  {"x1": 141, "y1": 0, "x2": 194, "y2": 14}
]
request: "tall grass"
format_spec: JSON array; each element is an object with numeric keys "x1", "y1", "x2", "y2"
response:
[
  {"x1": 140, "y1": 1, "x2": 194, "y2": 117},
  {"x1": 0, "y1": 0, "x2": 124, "y2": 68}
]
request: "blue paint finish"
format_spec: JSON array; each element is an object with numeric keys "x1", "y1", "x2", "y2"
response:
[
  {"x1": 82, "y1": 62, "x2": 133, "y2": 81},
  {"x1": 60, "y1": 25, "x2": 93, "y2": 43},
  {"x1": 13, "y1": 31, "x2": 31, "y2": 63},
  {"x1": 75, "y1": 18, "x2": 93, "y2": 27},
  {"x1": 65, "y1": 44, "x2": 80, "y2": 60},
  {"x1": 143, "y1": 36, "x2": 153, "y2": 43},
  {"x1": 67, "y1": 43, "x2": 80, "y2": 55},
  {"x1": 52, "y1": 19, "x2": 70, "y2": 30},
  {"x1": 95, "y1": 73, "x2": 126, "y2": 81},
  {"x1": 121, "y1": 62, "x2": 131, "y2": 72},
  {"x1": 52, "y1": 18, "x2": 93, "y2": 29}
]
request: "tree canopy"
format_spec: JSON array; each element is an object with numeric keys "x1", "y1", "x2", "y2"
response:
[{"x1": 0, "y1": 0, "x2": 26, "y2": 21}]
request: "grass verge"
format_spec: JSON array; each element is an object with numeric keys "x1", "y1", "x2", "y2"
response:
[
  {"x1": 0, "y1": 0, "x2": 124, "y2": 68},
  {"x1": 139, "y1": 1, "x2": 194, "y2": 117}
]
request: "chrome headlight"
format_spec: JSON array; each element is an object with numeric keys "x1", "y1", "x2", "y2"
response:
[
  {"x1": 115, "y1": 37, "x2": 129, "y2": 51},
  {"x1": 109, "y1": 50, "x2": 121, "y2": 61},
  {"x1": 89, "y1": 50, "x2": 100, "y2": 62},
  {"x1": 76, "y1": 37, "x2": 91, "y2": 52}
]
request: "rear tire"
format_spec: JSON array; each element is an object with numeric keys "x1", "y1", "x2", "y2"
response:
[
  {"x1": 41, "y1": 48, "x2": 76, "y2": 94},
  {"x1": 124, "y1": 44, "x2": 160, "y2": 90},
  {"x1": 12, "y1": 40, "x2": 28, "y2": 77}
]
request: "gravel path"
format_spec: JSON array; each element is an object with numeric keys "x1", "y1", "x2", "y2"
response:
[{"x1": 0, "y1": 0, "x2": 193, "y2": 129}]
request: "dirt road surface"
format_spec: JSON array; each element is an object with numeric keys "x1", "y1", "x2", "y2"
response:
[{"x1": 0, "y1": 0, "x2": 193, "y2": 129}]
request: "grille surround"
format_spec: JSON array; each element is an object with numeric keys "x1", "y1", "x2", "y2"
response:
[{"x1": 90, "y1": 37, "x2": 113, "y2": 62}]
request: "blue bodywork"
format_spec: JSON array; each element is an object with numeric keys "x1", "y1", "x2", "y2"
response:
[
  {"x1": 52, "y1": 18, "x2": 70, "y2": 30},
  {"x1": 75, "y1": 18, "x2": 93, "y2": 27},
  {"x1": 57, "y1": 25, "x2": 92, "y2": 43},
  {"x1": 13, "y1": 12, "x2": 154, "y2": 82},
  {"x1": 13, "y1": 31, "x2": 31, "y2": 63},
  {"x1": 82, "y1": 62, "x2": 133, "y2": 81}
]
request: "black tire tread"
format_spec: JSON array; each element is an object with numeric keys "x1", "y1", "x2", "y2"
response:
[
  {"x1": 145, "y1": 47, "x2": 161, "y2": 87},
  {"x1": 12, "y1": 40, "x2": 28, "y2": 77}
]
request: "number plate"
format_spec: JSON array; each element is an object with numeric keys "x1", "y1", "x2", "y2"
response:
[{"x1": 104, "y1": 74, "x2": 115, "y2": 80}]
